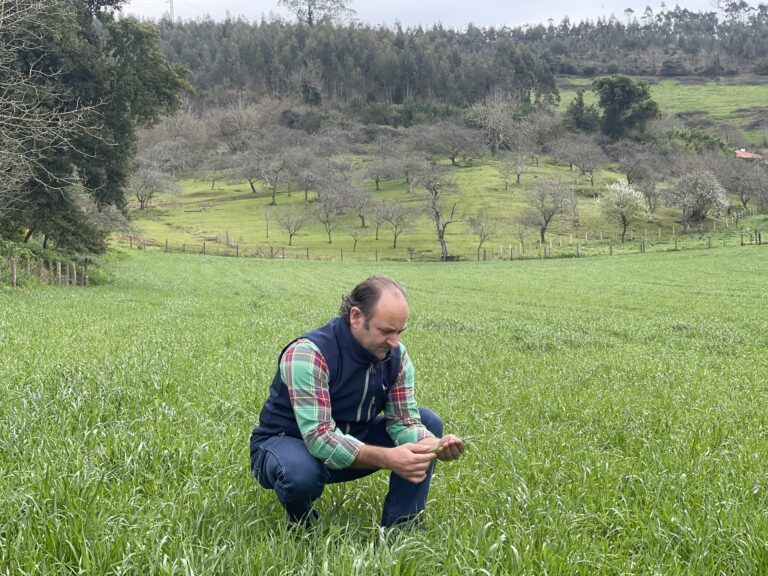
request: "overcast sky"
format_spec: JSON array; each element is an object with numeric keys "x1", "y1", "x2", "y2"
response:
[{"x1": 122, "y1": 0, "x2": 718, "y2": 29}]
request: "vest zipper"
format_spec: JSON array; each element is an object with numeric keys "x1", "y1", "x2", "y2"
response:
[
  {"x1": 367, "y1": 395, "x2": 376, "y2": 421},
  {"x1": 356, "y1": 364, "x2": 372, "y2": 421}
]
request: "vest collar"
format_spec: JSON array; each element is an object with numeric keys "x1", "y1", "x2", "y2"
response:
[{"x1": 334, "y1": 316, "x2": 386, "y2": 365}]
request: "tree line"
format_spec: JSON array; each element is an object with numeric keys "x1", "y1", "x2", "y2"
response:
[{"x1": 151, "y1": 1, "x2": 768, "y2": 110}]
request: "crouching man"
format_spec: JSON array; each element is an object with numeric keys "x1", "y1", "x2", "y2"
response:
[{"x1": 250, "y1": 275, "x2": 464, "y2": 527}]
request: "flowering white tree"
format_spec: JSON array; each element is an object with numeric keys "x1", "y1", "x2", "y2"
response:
[
  {"x1": 599, "y1": 181, "x2": 646, "y2": 242},
  {"x1": 662, "y1": 170, "x2": 730, "y2": 233}
]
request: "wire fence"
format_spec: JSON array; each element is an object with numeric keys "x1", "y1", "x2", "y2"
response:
[
  {"x1": 113, "y1": 221, "x2": 765, "y2": 263},
  {"x1": 2, "y1": 256, "x2": 90, "y2": 288}
]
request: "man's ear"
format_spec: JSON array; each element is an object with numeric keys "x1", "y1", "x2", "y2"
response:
[{"x1": 349, "y1": 306, "x2": 364, "y2": 329}]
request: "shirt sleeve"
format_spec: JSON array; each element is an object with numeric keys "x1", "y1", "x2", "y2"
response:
[
  {"x1": 385, "y1": 343, "x2": 435, "y2": 445},
  {"x1": 280, "y1": 339, "x2": 363, "y2": 470}
]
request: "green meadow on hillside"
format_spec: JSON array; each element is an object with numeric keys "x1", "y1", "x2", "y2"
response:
[
  {"x1": 2, "y1": 247, "x2": 768, "y2": 574},
  {"x1": 558, "y1": 76, "x2": 768, "y2": 146},
  {"x1": 128, "y1": 161, "x2": 762, "y2": 264},
  {"x1": 125, "y1": 77, "x2": 768, "y2": 262}
]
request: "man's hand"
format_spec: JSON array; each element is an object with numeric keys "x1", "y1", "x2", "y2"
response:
[
  {"x1": 355, "y1": 443, "x2": 436, "y2": 484},
  {"x1": 420, "y1": 434, "x2": 465, "y2": 462},
  {"x1": 384, "y1": 443, "x2": 436, "y2": 484}
]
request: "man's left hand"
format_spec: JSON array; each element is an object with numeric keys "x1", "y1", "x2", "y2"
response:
[{"x1": 422, "y1": 434, "x2": 464, "y2": 462}]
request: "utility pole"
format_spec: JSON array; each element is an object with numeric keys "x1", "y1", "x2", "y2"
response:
[{"x1": 166, "y1": 0, "x2": 174, "y2": 20}]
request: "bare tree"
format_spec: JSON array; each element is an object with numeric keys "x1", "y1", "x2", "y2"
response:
[
  {"x1": 129, "y1": 163, "x2": 180, "y2": 210},
  {"x1": 507, "y1": 119, "x2": 535, "y2": 185},
  {"x1": 418, "y1": 165, "x2": 461, "y2": 260},
  {"x1": 598, "y1": 181, "x2": 646, "y2": 242},
  {"x1": 414, "y1": 120, "x2": 484, "y2": 166},
  {"x1": 370, "y1": 201, "x2": 387, "y2": 241},
  {"x1": 517, "y1": 180, "x2": 577, "y2": 243},
  {"x1": 346, "y1": 224, "x2": 369, "y2": 252},
  {"x1": 285, "y1": 148, "x2": 327, "y2": 203},
  {"x1": 571, "y1": 134, "x2": 607, "y2": 186},
  {"x1": 274, "y1": 208, "x2": 309, "y2": 246},
  {"x1": 464, "y1": 97, "x2": 515, "y2": 155},
  {"x1": 314, "y1": 188, "x2": 345, "y2": 243},
  {"x1": 497, "y1": 156, "x2": 516, "y2": 192},
  {"x1": 637, "y1": 178, "x2": 660, "y2": 222},
  {"x1": 380, "y1": 200, "x2": 417, "y2": 249},
  {"x1": 467, "y1": 216, "x2": 498, "y2": 260},
  {"x1": 718, "y1": 156, "x2": 768, "y2": 210},
  {"x1": 239, "y1": 127, "x2": 298, "y2": 204},
  {"x1": 343, "y1": 185, "x2": 374, "y2": 227},
  {"x1": 0, "y1": 0, "x2": 96, "y2": 216},
  {"x1": 365, "y1": 156, "x2": 399, "y2": 191}
]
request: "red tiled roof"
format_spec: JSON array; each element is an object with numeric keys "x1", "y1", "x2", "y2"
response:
[{"x1": 736, "y1": 149, "x2": 764, "y2": 160}]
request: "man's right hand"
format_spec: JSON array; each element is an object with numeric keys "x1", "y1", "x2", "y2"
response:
[
  {"x1": 385, "y1": 443, "x2": 437, "y2": 483},
  {"x1": 355, "y1": 443, "x2": 436, "y2": 484}
]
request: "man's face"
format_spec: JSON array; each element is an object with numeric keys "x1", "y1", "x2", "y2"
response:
[{"x1": 349, "y1": 289, "x2": 409, "y2": 360}]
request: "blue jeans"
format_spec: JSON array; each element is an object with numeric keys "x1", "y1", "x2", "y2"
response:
[{"x1": 250, "y1": 408, "x2": 443, "y2": 527}]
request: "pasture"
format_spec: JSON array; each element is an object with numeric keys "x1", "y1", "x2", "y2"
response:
[
  {"x1": 2, "y1": 247, "x2": 768, "y2": 574},
  {"x1": 557, "y1": 76, "x2": 768, "y2": 146}
]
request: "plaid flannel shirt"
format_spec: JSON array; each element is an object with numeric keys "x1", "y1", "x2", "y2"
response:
[{"x1": 280, "y1": 339, "x2": 433, "y2": 469}]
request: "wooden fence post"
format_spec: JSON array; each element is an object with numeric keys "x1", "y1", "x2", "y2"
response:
[
  {"x1": 24, "y1": 257, "x2": 30, "y2": 275},
  {"x1": 375, "y1": 248, "x2": 378, "y2": 262},
  {"x1": 307, "y1": 247, "x2": 310, "y2": 260},
  {"x1": 11, "y1": 258, "x2": 17, "y2": 288},
  {"x1": 56, "y1": 262, "x2": 62, "y2": 286},
  {"x1": 609, "y1": 242, "x2": 613, "y2": 256},
  {"x1": 83, "y1": 258, "x2": 89, "y2": 287}
]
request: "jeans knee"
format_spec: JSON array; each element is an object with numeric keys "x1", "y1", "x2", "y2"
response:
[
  {"x1": 418, "y1": 407, "x2": 443, "y2": 437},
  {"x1": 274, "y1": 455, "x2": 328, "y2": 504}
]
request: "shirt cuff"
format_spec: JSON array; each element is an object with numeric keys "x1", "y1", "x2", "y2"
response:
[{"x1": 323, "y1": 435, "x2": 364, "y2": 470}]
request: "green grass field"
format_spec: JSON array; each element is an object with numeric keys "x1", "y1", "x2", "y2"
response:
[{"x1": 2, "y1": 246, "x2": 768, "y2": 574}]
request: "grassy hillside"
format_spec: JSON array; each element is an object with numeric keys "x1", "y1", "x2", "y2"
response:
[
  {"x1": 557, "y1": 76, "x2": 768, "y2": 147},
  {"x1": 127, "y1": 159, "x2": 764, "y2": 264},
  {"x1": 124, "y1": 77, "x2": 768, "y2": 262},
  {"x1": 3, "y1": 248, "x2": 768, "y2": 573}
]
